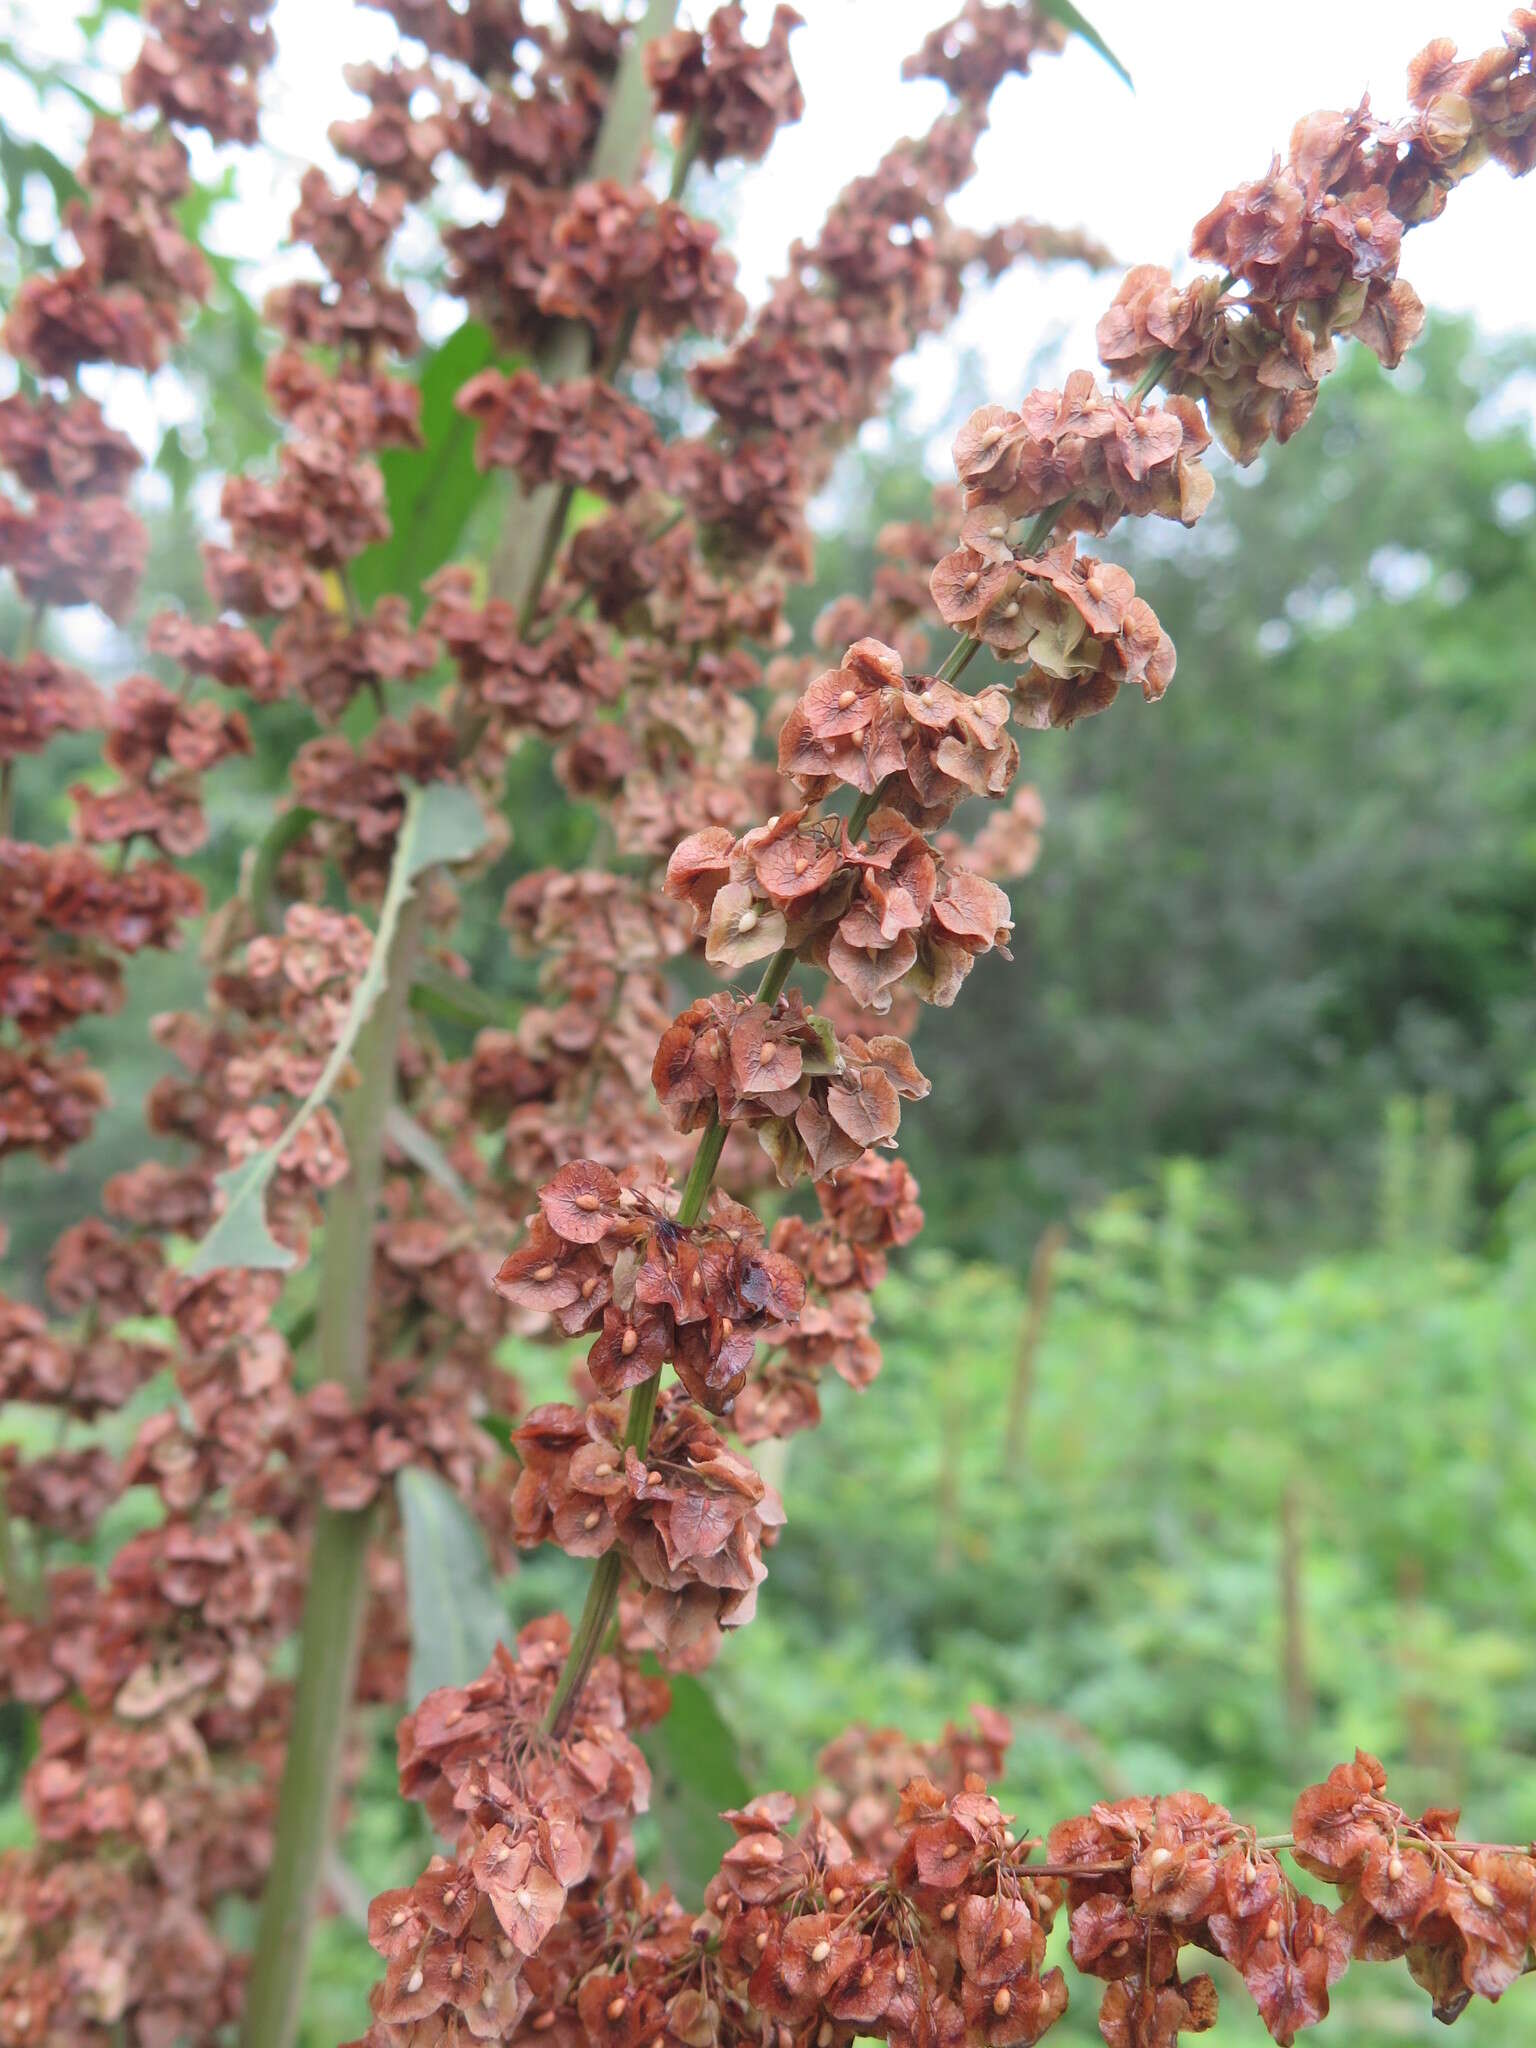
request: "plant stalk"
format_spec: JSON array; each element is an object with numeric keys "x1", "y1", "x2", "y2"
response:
[
  {"x1": 490, "y1": 0, "x2": 683, "y2": 606},
  {"x1": 238, "y1": 1503, "x2": 376, "y2": 2048},
  {"x1": 1003, "y1": 1222, "x2": 1066, "y2": 1468},
  {"x1": 244, "y1": 11, "x2": 692, "y2": 2037},
  {"x1": 539, "y1": 941, "x2": 802, "y2": 1736},
  {"x1": 534, "y1": 253, "x2": 1239, "y2": 1761},
  {"x1": 238, "y1": 893, "x2": 426, "y2": 2048}
]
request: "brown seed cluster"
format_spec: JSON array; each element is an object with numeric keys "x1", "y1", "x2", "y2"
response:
[
  {"x1": 5, "y1": 5, "x2": 1536, "y2": 2046},
  {"x1": 495, "y1": 1162, "x2": 805, "y2": 1415},
  {"x1": 513, "y1": 1388, "x2": 783, "y2": 1668}
]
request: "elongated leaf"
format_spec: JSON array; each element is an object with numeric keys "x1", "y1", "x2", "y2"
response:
[
  {"x1": 350, "y1": 321, "x2": 510, "y2": 612},
  {"x1": 385, "y1": 1104, "x2": 473, "y2": 1210},
  {"x1": 187, "y1": 782, "x2": 489, "y2": 1276},
  {"x1": 1037, "y1": 0, "x2": 1132, "y2": 87},
  {"x1": 398, "y1": 1469, "x2": 506, "y2": 1704},
  {"x1": 641, "y1": 1673, "x2": 750, "y2": 1895},
  {"x1": 243, "y1": 804, "x2": 318, "y2": 932},
  {"x1": 409, "y1": 961, "x2": 524, "y2": 1034},
  {"x1": 404, "y1": 781, "x2": 488, "y2": 874}
]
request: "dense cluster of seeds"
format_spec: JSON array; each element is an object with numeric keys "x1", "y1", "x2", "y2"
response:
[{"x1": 2, "y1": 2, "x2": 1535, "y2": 2045}]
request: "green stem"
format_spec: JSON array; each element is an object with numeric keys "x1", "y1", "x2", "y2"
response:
[
  {"x1": 543, "y1": 1370, "x2": 662, "y2": 1739},
  {"x1": 238, "y1": 894, "x2": 427, "y2": 2048},
  {"x1": 536, "y1": 185, "x2": 1228, "y2": 1769},
  {"x1": 237, "y1": 1504, "x2": 377, "y2": 2048},
  {"x1": 544, "y1": 1551, "x2": 623, "y2": 1740},
  {"x1": 489, "y1": 0, "x2": 683, "y2": 609},
  {"x1": 538, "y1": 935, "x2": 810, "y2": 1737},
  {"x1": 0, "y1": 1474, "x2": 40, "y2": 1619},
  {"x1": 243, "y1": 804, "x2": 317, "y2": 933},
  {"x1": 244, "y1": 13, "x2": 692, "y2": 2032}
]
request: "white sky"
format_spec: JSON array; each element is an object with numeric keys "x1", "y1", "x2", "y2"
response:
[{"x1": 4, "y1": 0, "x2": 1531, "y2": 446}]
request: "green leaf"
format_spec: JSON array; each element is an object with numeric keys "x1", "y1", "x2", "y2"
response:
[
  {"x1": 242, "y1": 805, "x2": 318, "y2": 932},
  {"x1": 350, "y1": 322, "x2": 513, "y2": 613},
  {"x1": 196, "y1": 1154, "x2": 289, "y2": 1274},
  {"x1": 409, "y1": 961, "x2": 524, "y2": 1034},
  {"x1": 397, "y1": 1469, "x2": 507, "y2": 1706},
  {"x1": 1037, "y1": 0, "x2": 1132, "y2": 88},
  {"x1": 0, "y1": 124, "x2": 81, "y2": 242},
  {"x1": 641, "y1": 1673, "x2": 750, "y2": 1896},
  {"x1": 801, "y1": 1011, "x2": 844, "y2": 1078},
  {"x1": 186, "y1": 783, "x2": 489, "y2": 1276},
  {"x1": 403, "y1": 781, "x2": 488, "y2": 877},
  {"x1": 385, "y1": 1104, "x2": 472, "y2": 1210}
]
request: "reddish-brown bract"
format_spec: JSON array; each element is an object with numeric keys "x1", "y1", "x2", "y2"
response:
[{"x1": 2, "y1": 4, "x2": 1535, "y2": 2045}]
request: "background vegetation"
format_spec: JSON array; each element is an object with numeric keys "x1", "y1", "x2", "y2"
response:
[{"x1": 5, "y1": 17, "x2": 1536, "y2": 2040}]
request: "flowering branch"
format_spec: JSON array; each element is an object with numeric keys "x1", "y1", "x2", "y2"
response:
[{"x1": 3, "y1": 7, "x2": 1535, "y2": 2048}]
